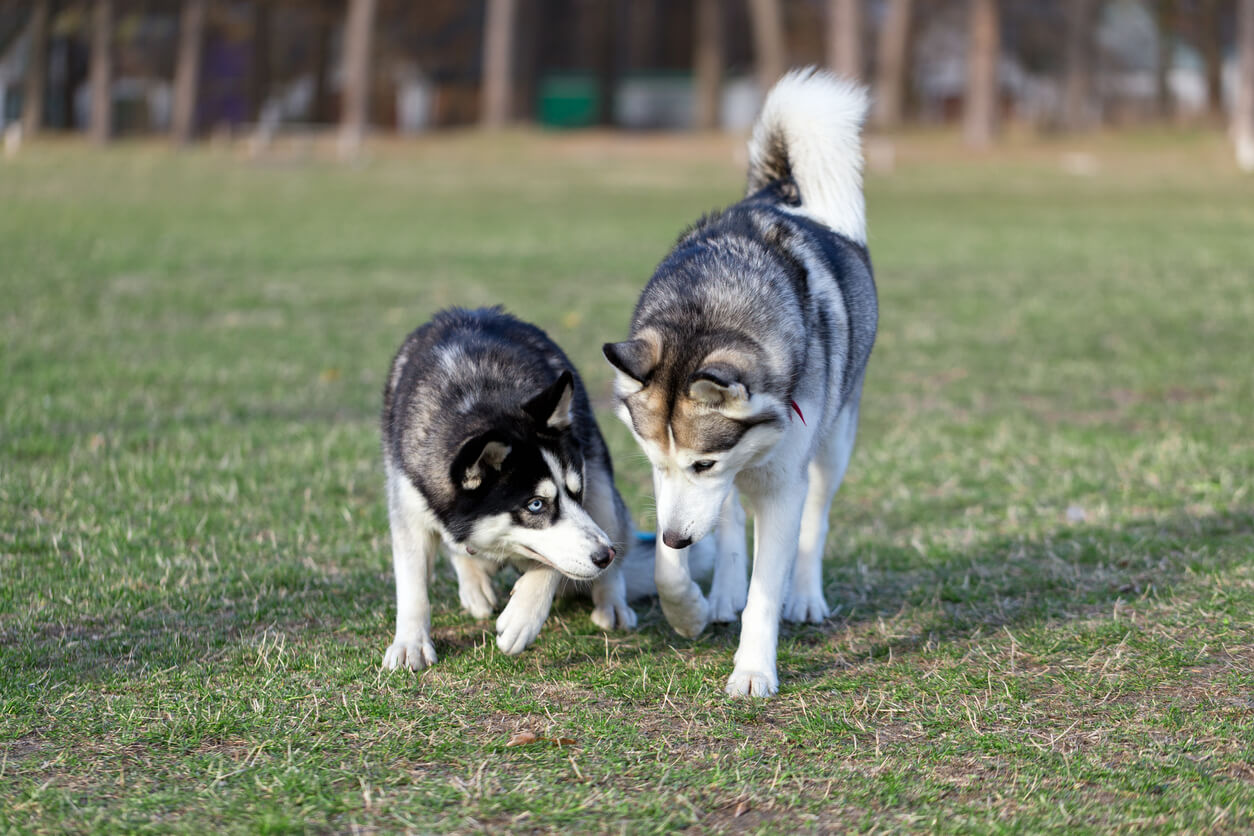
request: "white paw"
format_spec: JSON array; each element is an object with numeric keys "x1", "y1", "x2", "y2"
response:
[
  {"x1": 458, "y1": 572, "x2": 497, "y2": 620},
  {"x1": 495, "y1": 599, "x2": 546, "y2": 656},
  {"x1": 782, "y1": 591, "x2": 830, "y2": 624},
  {"x1": 590, "y1": 599, "x2": 638, "y2": 631},
  {"x1": 725, "y1": 667, "x2": 778, "y2": 698},
  {"x1": 382, "y1": 636, "x2": 437, "y2": 671},
  {"x1": 659, "y1": 590, "x2": 710, "y2": 639},
  {"x1": 708, "y1": 588, "x2": 745, "y2": 623}
]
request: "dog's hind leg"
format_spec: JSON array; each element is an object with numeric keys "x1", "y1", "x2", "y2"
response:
[
  {"x1": 382, "y1": 468, "x2": 441, "y2": 671},
  {"x1": 708, "y1": 488, "x2": 748, "y2": 623},
  {"x1": 451, "y1": 552, "x2": 498, "y2": 619},
  {"x1": 784, "y1": 397, "x2": 860, "y2": 624},
  {"x1": 590, "y1": 562, "x2": 638, "y2": 630}
]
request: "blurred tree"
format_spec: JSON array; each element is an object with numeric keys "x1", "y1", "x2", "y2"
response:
[
  {"x1": 481, "y1": 0, "x2": 516, "y2": 128},
  {"x1": 171, "y1": 0, "x2": 205, "y2": 144},
  {"x1": 21, "y1": 0, "x2": 49, "y2": 136},
  {"x1": 1062, "y1": 0, "x2": 1094, "y2": 131},
  {"x1": 249, "y1": 2, "x2": 271, "y2": 122},
  {"x1": 827, "y1": 0, "x2": 862, "y2": 81},
  {"x1": 311, "y1": 1, "x2": 334, "y2": 124},
  {"x1": 872, "y1": 0, "x2": 912, "y2": 129},
  {"x1": 1200, "y1": 0, "x2": 1224, "y2": 120},
  {"x1": 89, "y1": 0, "x2": 113, "y2": 144},
  {"x1": 1154, "y1": 0, "x2": 1173, "y2": 119},
  {"x1": 1237, "y1": 0, "x2": 1254, "y2": 169},
  {"x1": 339, "y1": 0, "x2": 376, "y2": 157},
  {"x1": 747, "y1": 0, "x2": 787, "y2": 90},
  {"x1": 694, "y1": 0, "x2": 725, "y2": 130},
  {"x1": 964, "y1": 0, "x2": 999, "y2": 147}
]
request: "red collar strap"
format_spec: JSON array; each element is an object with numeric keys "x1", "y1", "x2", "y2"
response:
[{"x1": 789, "y1": 400, "x2": 806, "y2": 425}]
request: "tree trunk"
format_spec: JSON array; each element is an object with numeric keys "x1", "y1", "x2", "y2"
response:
[
  {"x1": 1236, "y1": 0, "x2": 1254, "y2": 171},
  {"x1": 249, "y1": 1, "x2": 271, "y2": 122},
  {"x1": 311, "y1": 2, "x2": 333, "y2": 124},
  {"x1": 963, "y1": 0, "x2": 998, "y2": 148},
  {"x1": 1201, "y1": 0, "x2": 1223, "y2": 121},
  {"x1": 593, "y1": 0, "x2": 618, "y2": 126},
  {"x1": 827, "y1": 0, "x2": 861, "y2": 81},
  {"x1": 171, "y1": 0, "x2": 205, "y2": 145},
  {"x1": 872, "y1": 0, "x2": 912, "y2": 129},
  {"x1": 89, "y1": 0, "x2": 113, "y2": 144},
  {"x1": 747, "y1": 0, "x2": 787, "y2": 92},
  {"x1": 693, "y1": 0, "x2": 724, "y2": 130},
  {"x1": 1155, "y1": 0, "x2": 1173, "y2": 120},
  {"x1": 1062, "y1": 0, "x2": 1093, "y2": 131},
  {"x1": 339, "y1": 0, "x2": 376, "y2": 158},
  {"x1": 21, "y1": 0, "x2": 50, "y2": 136},
  {"x1": 480, "y1": 0, "x2": 516, "y2": 128}
]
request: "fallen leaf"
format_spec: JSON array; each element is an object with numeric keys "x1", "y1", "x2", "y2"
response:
[
  {"x1": 734, "y1": 800, "x2": 751, "y2": 818},
  {"x1": 553, "y1": 737, "x2": 577, "y2": 747},
  {"x1": 506, "y1": 731, "x2": 538, "y2": 747}
]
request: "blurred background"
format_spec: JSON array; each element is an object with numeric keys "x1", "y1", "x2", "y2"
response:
[{"x1": 2, "y1": 0, "x2": 1253, "y2": 165}]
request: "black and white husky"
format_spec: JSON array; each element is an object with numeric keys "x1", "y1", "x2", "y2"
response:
[
  {"x1": 603, "y1": 69, "x2": 878, "y2": 697},
  {"x1": 380, "y1": 307, "x2": 639, "y2": 670}
]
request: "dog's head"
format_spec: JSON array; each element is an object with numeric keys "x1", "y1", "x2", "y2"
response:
[
  {"x1": 603, "y1": 331, "x2": 788, "y2": 548},
  {"x1": 444, "y1": 371, "x2": 615, "y2": 580}
]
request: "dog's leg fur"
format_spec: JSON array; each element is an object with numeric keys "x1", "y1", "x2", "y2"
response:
[
  {"x1": 496, "y1": 566, "x2": 562, "y2": 655},
  {"x1": 382, "y1": 469, "x2": 441, "y2": 671},
  {"x1": 451, "y1": 552, "x2": 497, "y2": 620},
  {"x1": 785, "y1": 385, "x2": 863, "y2": 623},
  {"x1": 708, "y1": 489, "x2": 748, "y2": 623},
  {"x1": 655, "y1": 539, "x2": 711, "y2": 639},
  {"x1": 727, "y1": 472, "x2": 809, "y2": 697},
  {"x1": 584, "y1": 467, "x2": 639, "y2": 631}
]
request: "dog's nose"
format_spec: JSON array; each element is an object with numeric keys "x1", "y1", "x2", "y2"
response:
[
  {"x1": 592, "y1": 545, "x2": 616, "y2": 569},
  {"x1": 662, "y1": 531, "x2": 692, "y2": 550}
]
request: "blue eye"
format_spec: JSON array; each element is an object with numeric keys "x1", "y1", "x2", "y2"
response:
[
  {"x1": 526, "y1": 498, "x2": 545, "y2": 514},
  {"x1": 692, "y1": 460, "x2": 716, "y2": 473}
]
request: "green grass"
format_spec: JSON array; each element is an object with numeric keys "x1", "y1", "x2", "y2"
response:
[{"x1": 2, "y1": 130, "x2": 1252, "y2": 833}]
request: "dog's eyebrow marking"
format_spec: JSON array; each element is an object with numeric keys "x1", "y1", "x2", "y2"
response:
[
  {"x1": 535, "y1": 479, "x2": 557, "y2": 500},
  {"x1": 565, "y1": 469, "x2": 582, "y2": 496}
]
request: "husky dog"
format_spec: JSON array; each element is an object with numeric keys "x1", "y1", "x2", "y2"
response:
[
  {"x1": 603, "y1": 69, "x2": 878, "y2": 697},
  {"x1": 380, "y1": 307, "x2": 638, "y2": 670}
]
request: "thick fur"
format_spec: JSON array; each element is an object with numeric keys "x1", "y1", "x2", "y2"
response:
[
  {"x1": 603, "y1": 68, "x2": 877, "y2": 697},
  {"x1": 381, "y1": 307, "x2": 638, "y2": 671}
]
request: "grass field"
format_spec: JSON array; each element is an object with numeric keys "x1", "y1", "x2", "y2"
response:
[{"x1": 2, "y1": 129, "x2": 1253, "y2": 833}]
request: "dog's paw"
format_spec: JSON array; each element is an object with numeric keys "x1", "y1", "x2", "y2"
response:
[
  {"x1": 782, "y1": 591, "x2": 830, "y2": 624},
  {"x1": 495, "y1": 601, "x2": 546, "y2": 656},
  {"x1": 725, "y1": 667, "x2": 778, "y2": 698},
  {"x1": 382, "y1": 636, "x2": 437, "y2": 671},
  {"x1": 591, "y1": 599, "x2": 638, "y2": 631},
  {"x1": 659, "y1": 589, "x2": 710, "y2": 639},
  {"x1": 708, "y1": 589, "x2": 744, "y2": 623},
  {"x1": 458, "y1": 571, "x2": 497, "y2": 620}
]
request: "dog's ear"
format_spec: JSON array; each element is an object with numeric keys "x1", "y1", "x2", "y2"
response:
[
  {"x1": 452, "y1": 433, "x2": 512, "y2": 491},
  {"x1": 688, "y1": 364, "x2": 750, "y2": 408},
  {"x1": 522, "y1": 370, "x2": 574, "y2": 431},
  {"x1": 602, "y1": 338, "x2": 657, "y2": 385}
]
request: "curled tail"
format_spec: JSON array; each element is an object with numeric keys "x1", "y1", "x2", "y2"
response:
[{"x1": 746, "y1": 67, "x2": 870, "y2": 245}]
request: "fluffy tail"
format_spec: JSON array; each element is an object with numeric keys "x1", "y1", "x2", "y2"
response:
[{"x1": 746, "y1": 67, "x2": 870, "y2": 245}]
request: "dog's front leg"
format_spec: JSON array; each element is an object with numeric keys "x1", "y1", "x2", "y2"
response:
[
  {"x1": 382, "y1": 510, "x2": 440, "y2": 671},
  {"x1": 726, "y1": 476, "x2": 809, "y2": 697},
  {"x1": 496, "y1": 567, "x2": 561, "y2": 655},
  {"x1": 590, "y1": 562, "x2": 638, "y2": 631},
  {"x1": 655, "y1": 539, "x2": 710, "y2": 639},
  {"x1": 708, "y1": 488, "x2": 748, "y2": 623}
]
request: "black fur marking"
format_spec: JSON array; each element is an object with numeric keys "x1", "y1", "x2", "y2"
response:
[{"x1": 383, "y1": 307, "x2": 613, "y2": 546}]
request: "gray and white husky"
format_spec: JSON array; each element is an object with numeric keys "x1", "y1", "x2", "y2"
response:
[
  {"x1": 380, "y1": 307, "x2": 640, "y2": 670},
  {"x1": 603, "y1": 69, "x2": 878, "y2": 697}
]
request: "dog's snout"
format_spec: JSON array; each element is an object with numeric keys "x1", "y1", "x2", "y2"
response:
[
  {"x1": 662, "y1": 531, "x2": 693, "y2": 550},
  {"x1": 592, "y1": 545, "x2": 616, "y2": 569}
]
